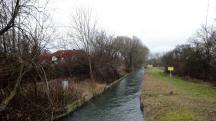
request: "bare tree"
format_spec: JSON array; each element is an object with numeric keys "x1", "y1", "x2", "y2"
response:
[
  {"x1": 0, "y1": 0, "x2": 20, "y2": 35},
  {"x1": 70, "y1": 8, "x2": 97, "y2": 81},
  {"x1": 113, "y1": 36, "x2": 149, "y2": 70},
  {"x1": 0, "y1": 0, "x2": 54, "y2": 117}
]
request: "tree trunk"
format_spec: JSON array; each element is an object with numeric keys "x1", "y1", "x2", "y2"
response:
[{"x1": 88, "y1": 56, "x2": 94, "y2": 81}]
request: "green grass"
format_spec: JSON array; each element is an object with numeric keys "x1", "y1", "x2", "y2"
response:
[
  {"x1": 151, "y1": 68, "x2": 216, "y2": 102},
  {"x1": 141, "y1": 68, "x2": 216, "y2": 121},
  {"x1": 164, "y1": 108, "x2": 195, "y2": 121}
]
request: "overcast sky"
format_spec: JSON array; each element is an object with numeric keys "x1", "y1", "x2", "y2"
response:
[{"x1": 47, "y1": 0, "x2": 216, "y2": 53}]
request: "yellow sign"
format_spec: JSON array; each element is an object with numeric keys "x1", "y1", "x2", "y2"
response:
[{"x1": 168, "y1": 67, "x2": 174, "y2": 71}]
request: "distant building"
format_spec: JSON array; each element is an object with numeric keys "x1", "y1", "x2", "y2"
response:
[
  {"x1": 37, "y1": 49, "x2": 85, "y2": 64},
  {"x1": 51, "y1": 56, "x2": 58, "y2": 62},
  {"x1": 37, "y1": 53, "x2": 53, "y2": 64},
  {"x1": 147, "y1": 64, "x2": 153, "y2": 68}
]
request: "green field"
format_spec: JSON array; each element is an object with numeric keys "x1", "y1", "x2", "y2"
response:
[{"x1": 141, "y1": 68, "x2": 216, "y2": 121}]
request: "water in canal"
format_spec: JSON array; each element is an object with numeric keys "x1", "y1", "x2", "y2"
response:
[{"x1": 60, "y1": 69, "x2": 144, "y2": 121}]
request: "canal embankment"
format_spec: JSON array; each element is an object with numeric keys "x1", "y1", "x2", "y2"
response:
[{"x1": 53, "y1": 72, "x2": 131, "y2": 120}]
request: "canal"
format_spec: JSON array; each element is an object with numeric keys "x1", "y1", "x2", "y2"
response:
[{"x1": 60, "y1": 68, "x2": 144, "y2": 121}]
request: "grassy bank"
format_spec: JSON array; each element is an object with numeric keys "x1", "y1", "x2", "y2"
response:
[{"x1": 141, "y1": 68, "x2": 216, "y2": 121}]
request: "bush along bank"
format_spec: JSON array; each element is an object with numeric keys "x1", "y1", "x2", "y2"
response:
[{"x1": 0, "y1": 64, "x2": 127, "y2": 121}]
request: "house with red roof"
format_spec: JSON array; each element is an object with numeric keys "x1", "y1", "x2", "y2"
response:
[{"x1": 38, "y1": 49, "x2": 85, "y2": 64}]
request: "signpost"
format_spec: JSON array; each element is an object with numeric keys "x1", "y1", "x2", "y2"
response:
[
  {"x1": 168, "y1": 67, "x2": 174, "y2": 71},
  {"x1": 168, "y1": 67, "x2": 174, "y2": 78},
  {"x1": 168, "y1": 66, "x2": 174, "y2": 95}
]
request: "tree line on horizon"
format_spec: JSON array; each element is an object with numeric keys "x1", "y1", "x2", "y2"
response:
[{"x1": 150, "y1": 25, "x2": 216, "y2": 83}]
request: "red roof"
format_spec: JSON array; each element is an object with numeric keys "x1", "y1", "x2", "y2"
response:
[
  {"x1": 37, "y1": 53, "x2": 53, "y2": 63},
  {"x1": 53, "y1": 50, "x2": 84, "y2": 58},
  {"x1": 37, "y1": 50, "x2": 84, "y2": 64}
]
